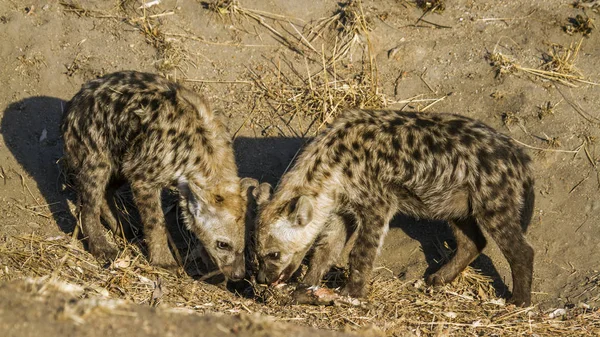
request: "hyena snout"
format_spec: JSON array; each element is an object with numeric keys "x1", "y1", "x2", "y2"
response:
[
  {"x1": 256, "y1": 268, "x2": 270, "y2": 285},
  {"x1": 220, "y1": 253, "x2": 246, "y2": 281}
]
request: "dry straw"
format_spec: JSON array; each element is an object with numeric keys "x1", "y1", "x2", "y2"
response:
[
  {"x1": 1, "y1": 234, "x2": 599, "y2": 336},
  {"x1": 206, "y1": 0, "x2": 388, "y2": 137},
  {"x1": 488, "y1": 38, "x2": 599, "y2": 87}
]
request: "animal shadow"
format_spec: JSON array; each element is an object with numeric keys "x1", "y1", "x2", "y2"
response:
[
  {"x1": 390, "y1": 216, "x2": 510, "y2": 298},
  {"x1": 1, "y1": 96, "x2": 76, "y2": 232}
]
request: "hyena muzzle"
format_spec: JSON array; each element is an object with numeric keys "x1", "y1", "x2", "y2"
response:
[
  {"x1": 61, "y1": 71, "x2": 248, "y2": 281},
  {"x1": 255, "y1": 109, "x2": 535, "y2": 306}
]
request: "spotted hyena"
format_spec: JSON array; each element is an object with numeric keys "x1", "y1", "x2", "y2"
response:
[
  {"x1": 62, "y1": 71, "x2": 249, "y2": 280},
  {"x1": 255, "y1": 109, "x2": 535, "y2": 306}
]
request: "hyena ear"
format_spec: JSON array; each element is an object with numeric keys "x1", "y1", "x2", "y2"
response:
[
  {"x1": 253, "y1": 183, "x2": 273, "y2": 207},
  {"x1": 178, "y1": 88, "x2": 214, "y2": 126},
  {"x1": 177, "y1": 180, "x2": 205, "y2": 218},
  {"x1": 290, "y1": 195, "x2": 313, "y2": 227},
  {"x1": 240, "y1": 177, "x2": 259, "y2": 200}
]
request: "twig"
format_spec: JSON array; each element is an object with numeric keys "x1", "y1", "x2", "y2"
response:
[
  {"x1": 511, "y1": 138, "x2": 582, "y2": 154},
  {"x1": 183, "y1": 79, "x2": 254, "y2": 85},
  {"x1": 477, "y1": 10, "x2": 537, "y2": 22},
  {"x1": 420, "y1": 94, "x2": 447, "y2": 112}
]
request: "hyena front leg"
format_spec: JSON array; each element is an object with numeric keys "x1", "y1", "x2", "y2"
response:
[
  {"x1": 77, "y1": 161, "x2": 119, "y2": 261},
  {"x1": 427, "y1": 217, "x2": 487, "y2": 285},
  {"x1": 130, "y1": 182, "x2": 177, "y2": 269},
  {"x1": 341, "y1": 211, "x2": 389, "y2": 298},
  {"x1": 303, "y1": 216, "x2": 347, "y2": 286}
]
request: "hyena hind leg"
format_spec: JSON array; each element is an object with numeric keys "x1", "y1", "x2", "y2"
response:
[
  {"x1": 479, "y1": 211, "x2": 534, "y2": 306},
  {"x1": 302, "y1": 216, "x2": 348, "y2": 286},
  {"x1": 426, "y1": 217, "x2": 487, "y2": 286},
  {"x1": 77, "y1": 162, "x2": 119, "y2": 261},
  {"x1": 130, "y1": 182, "x2": 178, "y2": 269}
]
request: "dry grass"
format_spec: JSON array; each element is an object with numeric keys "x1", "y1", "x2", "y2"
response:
[
  {"x1": 487, "y1": 39, "x2": 599, "y2": 87},
  {"x1": 245, "y1": 56, "x2": 387, "y2": 137},
  {"x1": 538, "y1": 101, "x2": 561, "y2": 119},
  {"x1": 212, "y1": 0, "x2": 387, "y2": 137},
  {"x1": 1, "y1": 234, "x2": 599, "y2": 336},
  {"x1": 564, "y1": 14, "x2": 595, "y2": 37}
]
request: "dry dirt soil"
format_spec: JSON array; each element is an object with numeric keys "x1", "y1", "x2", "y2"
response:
[{"x1": 1, "y1": 0, "x2": 599, "y2": 336}]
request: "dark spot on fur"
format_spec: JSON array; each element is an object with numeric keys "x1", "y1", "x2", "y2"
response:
[
  {"x1": 337, "y1": 143, "x2": 349, "y2": 155},
  {"x1": 363, "y1": 130, "x2": 375, "y2": 141},
  {"x1": 446, "y1": 119, "x2": 466, "y2": 135},
  {"x1": 326, "y1": 136, "x2": 337, "y2": 148},
  {"x1": 478, "y1": 149, "x2": 493, "y2": 174},
  {"x1": 423, "y1": 134, "x2": 435, "y2": 149},
  {"x1": 406, "y1": 133, "x2": 415, "y2": 148},
  {"x1": 344, "y1": 166, "x2": 354, "y2": 178},
  {"x1": 306, "y1": 170, "x2": 314, "y2": 182},
  {"x1": 506, "y1": 187, "x2": 514, "y2": 197},
  {"x1": 149, "y1": 99, "x2": 161, "y2": 111},
  {"x1": 412, "y1": 149, "x2": 421, "y2": 161},
  {"x1": 460, "y1": 134, "x2": 475, "y2": 147},
  {"x1": 390, "y1": 117, "x2": 405, "y2": 127},
  {"x1": 403, "y1": 160, "x2": 414, "y2": 177},
  {"x1": 392, "y1": 137, "x2": 401, "y2": 151},
  {"x1": 415, "y1": 118, "x2": 436, "y2": 128}
]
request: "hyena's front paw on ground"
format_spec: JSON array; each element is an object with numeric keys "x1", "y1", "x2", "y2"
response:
[
  {"x1": 148, "y1": 245, "x2": 179, "y2": 270},
  {"x1": 340, "y1": 282, "x2": 367, "y2": 298},
  {"x1": 507, "y1": 290, "x2": 532, "y2": 307},
  {"x1": 88, "y1": 240, "x2": 119, "y2": 262},
  {"x1": 425, "y1": 272, "x2": 451, "y2": 286}
]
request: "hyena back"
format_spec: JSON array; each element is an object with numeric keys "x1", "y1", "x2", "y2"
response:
[
  {"x1": 255, "y1": 109, "x2": 535, "y2": 306},
  {"x1": 62, "y1": 71, "x2": 248, "y2": 280}
]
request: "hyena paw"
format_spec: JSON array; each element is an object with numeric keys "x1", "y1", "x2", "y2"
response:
[
  {"x1": 425, "y1": 273, "x2": 447, "y2": 286},
  {"x1": 150, "y1": 252, "x2": 178, "y2": 271},
  {"x1": 89, "y1": 241, "x2": 119, "y2": 262},
  {"x1": 340, "y1": 283, "x2": 366, "y2": 298},
  {"x1": 507, "y1": 293, "x2": 531, "y2": 307}
]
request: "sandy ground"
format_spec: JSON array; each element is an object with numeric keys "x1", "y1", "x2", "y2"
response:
[{"x1": 0, "y1": 0, "x2": 599, "y2": 335}]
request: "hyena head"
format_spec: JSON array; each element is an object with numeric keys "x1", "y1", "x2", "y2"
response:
[
  {"x1": 178, "y1": 177, "x2": 249, "y2": 281},
  {"x1": 255, "y1": 193, "x2": 319, "y2": 285}
]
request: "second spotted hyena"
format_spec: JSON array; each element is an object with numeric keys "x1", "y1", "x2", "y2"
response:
[
  {"x1": 62, "y1": 71, "x2": 248, "y2": 280},
  {"x1": 255, "y1": 109, "x2": 535, "y2": 306}
]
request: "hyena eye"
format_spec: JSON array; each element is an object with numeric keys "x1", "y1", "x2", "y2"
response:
[
  {"x1": 266, "y1": 252, "x2": 280, "y2": 260},
  {"x1": 216, "y1": 241, "x2": 231, "y2": 250},
  {"x1": 215, "y1": 195, "x2": 224, "y2": 203}
]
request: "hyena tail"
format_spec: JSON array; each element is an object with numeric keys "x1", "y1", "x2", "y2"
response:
[{"x1": 519, "y1": 177, "x2": 535, "y2": 233}]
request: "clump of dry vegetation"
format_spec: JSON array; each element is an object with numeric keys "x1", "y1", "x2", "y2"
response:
[
  {"x1": 537, "y1": 101, "x2": 561, "y2": 119},
  {"x1": 199, "y1": 0, "x2": 386, "y2": 137},
  {"x1": 245, "y1": 59, "x2": 386, "y2": 137},
  {"x1": 564, "y1": 14, "x2": 595, "y2": 36},
  {"x1": 15, "y1": 52, "x2": 47, "y2": 76},
  {"x1": 487, "y1": 39, "x2": 599, "y2": 87}
]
